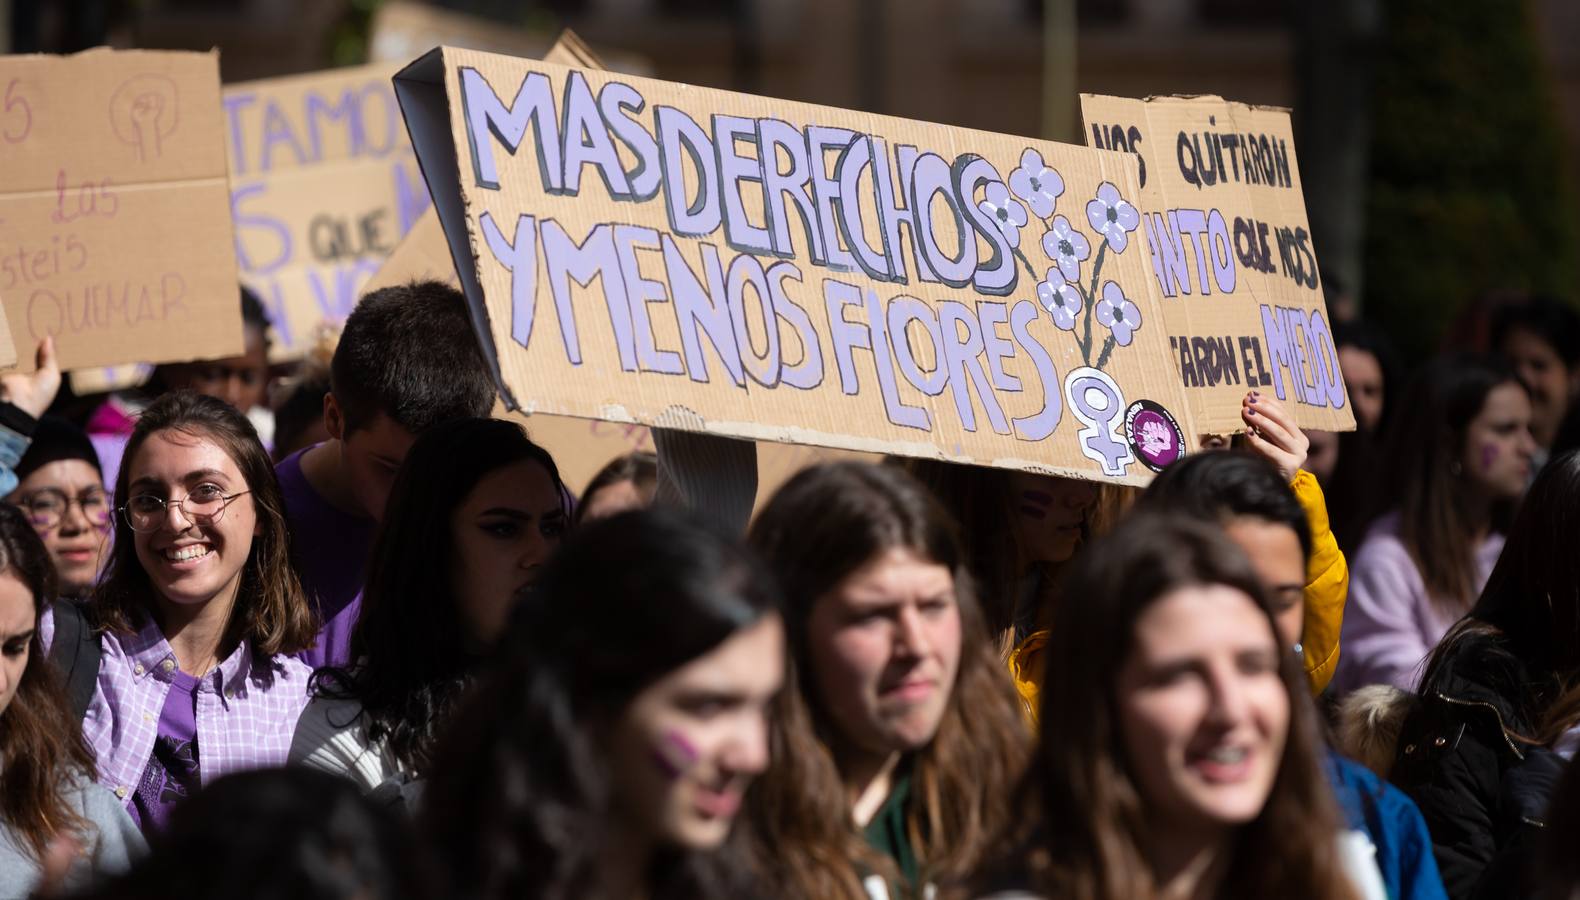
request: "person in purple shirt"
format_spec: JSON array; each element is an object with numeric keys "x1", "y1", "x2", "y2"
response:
[
  {"x1": 48, "y1": 392, "x2": 319, "y2": 832},
  {"x1": 276, "y1": 281, "x2": 496, "y2": 670},
  {"x1": 1335, "y1": 356, "x2": 1536, "y2": 694}
]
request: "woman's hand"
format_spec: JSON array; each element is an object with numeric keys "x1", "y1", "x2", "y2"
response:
[
  {"x1": 1242, "y1": 390, "x2": 1308, "y2": 483},
  {"x1": 0, "y1": 336, "x2": 61, "y2": 420}
]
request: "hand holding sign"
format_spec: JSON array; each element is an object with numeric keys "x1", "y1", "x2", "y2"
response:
[
  {"x1": 1, "y1": 336, "x2": 60, "y2": 419},
  {"x1": 1241, "y1": 389, "x2": 1308, "y2": 483}
]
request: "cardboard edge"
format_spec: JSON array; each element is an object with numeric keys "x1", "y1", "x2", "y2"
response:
[
  {"x1": 393, "y1": 48, "x2": 518, "y2": 409},
  {"x1": 1080, "y1": 91, "x2": 1293, "y2": 118}
]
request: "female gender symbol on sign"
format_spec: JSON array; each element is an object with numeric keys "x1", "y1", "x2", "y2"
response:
[{"x1": 109, "y1": 75, "x2": 179, "y2": 162}]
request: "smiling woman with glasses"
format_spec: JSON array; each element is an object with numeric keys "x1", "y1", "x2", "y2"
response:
[
  {"x1": 38, "y1": 391, "x2": 317, "y2": 834},
  {"x1": 6, "y1": 417, "x2": 111, "y2": 601}
]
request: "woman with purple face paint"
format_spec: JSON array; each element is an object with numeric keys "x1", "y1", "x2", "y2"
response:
[
  {"x1": 1333, "y1": 356, "x2": 1536, "y2": 695},
  {"x1": 1338, "y1": 450, "x2": 1580, "y2": 900},
  {"x1": 744, "y1": 462, "x2": 1030, "y2": 900},
  {"x1": 896, "y1": 460, "x2": 1100, "y2": 653},
  {"x1": 421, "y1": 507, "x2": 784, "y2": 900},
  {"x1": 896, "y1": 460, "x2": 1108, "y2": 724}
]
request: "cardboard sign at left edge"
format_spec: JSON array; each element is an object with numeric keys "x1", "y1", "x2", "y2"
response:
[
  {"x1": 0, "y1": 48, "x2": 243, "y2": 374},
  {"x1": 69, "y1": 59, "x2": 429, "y2": 395}
]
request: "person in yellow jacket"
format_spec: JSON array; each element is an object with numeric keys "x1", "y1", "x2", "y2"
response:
[{"x1": 1010, "y1": 391, "x2": 1348, "y2": 721}]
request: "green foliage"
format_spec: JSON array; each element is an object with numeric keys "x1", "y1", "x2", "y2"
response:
[{"x1": 1362, "y1": 0, "x2": 1580, "y2": 360}]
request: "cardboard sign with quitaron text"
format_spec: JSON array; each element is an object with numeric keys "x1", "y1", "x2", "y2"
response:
[
  {"x1": 397, "y1": 48, "x2": 1199, "y2": 484},
  {"x1": 0, "y1": 48, "x2": 241, "y2": 372},
  {"x1": 1081, "y1": 94, "x2": 1354, "y2": 434}
]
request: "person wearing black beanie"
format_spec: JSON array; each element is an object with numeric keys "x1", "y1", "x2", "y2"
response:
[{"x1": 6, "y1": 416, "x2": 109, "y2": 599}]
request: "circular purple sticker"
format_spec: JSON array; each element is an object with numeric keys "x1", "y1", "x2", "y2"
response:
[{"x1": 1125, "y1": 400, "x2": 1184, "y2": 472}]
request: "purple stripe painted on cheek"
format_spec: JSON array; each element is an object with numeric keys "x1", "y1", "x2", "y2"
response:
[
  {"x1": 1481, "y1": 443, "x2": 1498, "y2": 472},
  {"x1": 651, "y1": 729, "x2": 699, "y2": 780}
]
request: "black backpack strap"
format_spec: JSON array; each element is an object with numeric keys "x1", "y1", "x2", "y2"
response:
[{"x1": 47, "y1": 598, "x2": 101, "y2": 721}]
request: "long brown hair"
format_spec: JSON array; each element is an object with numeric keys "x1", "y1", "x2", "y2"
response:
[
  {"x1": 1416, "y1": 449, "x2": 1580, "y2": 745},
  {"x1": 1376, "y1": 355, "x2": 1526, "y2": 614},
  {"x1": 745, "y1": 462, "x2": 1030, "y2": 899},
  {"x1": 987, "y1": 514, "x2": 1354, "y2": 900},
  {"x1": 90, "y1": 391, "x2": 315, "y2": 656},
  {"x1": 0, "y1": 504, "x2": 97, "y2": 860},
  {"x1": 896, "y1": 459, "x2": 1135, "y2": 654}
]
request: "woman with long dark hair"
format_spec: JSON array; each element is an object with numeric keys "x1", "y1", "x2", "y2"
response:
[
  {"x1": 1335, "y1": 356, "x2": 1537, "y2": 693},
  {"x1": 980, "y1": 514, "x2": 1358, "y2": 900},
  {"x1": 53, "y1": 391, "x2": 318, "y2": 832},
  {"x1": 291, "y1": 417, "x2": 568, "y2": 792},
  {"x1": 0, "y1": 503, "x2": 142, "y2": 895},
  {"x1": 1349, "y1": 451, "x2": 1580, "y2": 899},
  {"x1": 421, "y1": 507, "x2": 785, "y2": 900},
  {"x1": 745, "y1": 462, "x2": 1030, "y2": 899}
]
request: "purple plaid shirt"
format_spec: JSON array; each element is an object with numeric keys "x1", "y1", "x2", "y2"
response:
[{"x1": 43, "y1": 606, "x2": 312, "y2": 811}]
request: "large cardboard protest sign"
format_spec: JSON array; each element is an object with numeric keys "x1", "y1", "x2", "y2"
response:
[
  {"x1": 226, "y1": 61, "x2": 432, "y2": 361},
  {"x1": 396, "y1": 49, "x2": 1196, "y2": 484},
  {"x1": 0, "y1": 48, "x2": 241, "y2": 372},
  {"x1": 1081, "y1": 95, "x2": 1354, "y2": 434},
  {"x1": 371, "y1": 34, "x2": 876, "y2": 499}
]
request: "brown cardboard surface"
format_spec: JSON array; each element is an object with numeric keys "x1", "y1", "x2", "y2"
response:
[
  {"x1": 1081, "y1": 94, "x2": 1355, "y2": 434},
  {"x1": 225, "y1": 61, "x2": 430, "y2": 362},
  {"x1": 0, "y1": 48, "x2": 242, "y2": 372},
  {"x1": 444, "y1": 40, "x2": 868, "y2": 504},
  {"x1": 359, "y1": 206, "x2": 455, "y2": 295},
  {"x1": 398, "y1": 48, "x2": 1197, "y2": 484},
  {"x1": 68, "y1": 362, "x2": 147, "y2": 394}
]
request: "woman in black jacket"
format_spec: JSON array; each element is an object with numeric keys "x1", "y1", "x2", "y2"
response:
[{"x1": 1387, "y1": 450, "x2": 1580, "y2": 900}]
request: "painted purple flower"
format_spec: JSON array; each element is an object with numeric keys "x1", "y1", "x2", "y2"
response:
[
  {"x1": 979, "y1": 181, "x2": 1028, "y2": 249},
  {"x1": 1085, "y1": 181, "x2": 1141, "y2": 254},
  {"x1": 1040, "y1": 215, "x2": 1090, "y2": 282},
  {"x1": 1008, "y1": 148, "x2": 1064, "y2": 219},
  {"x1": 1094, "y1": 280, "x2": 1142, "y2": 346},
  {"x1": 1037, "y1": 267, "x2": 1083, "y2": 332}
]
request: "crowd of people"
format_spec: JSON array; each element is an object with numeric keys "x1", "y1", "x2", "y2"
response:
[{"x1": 0, "y1": 277, "x2": 1578, "y2": 900}]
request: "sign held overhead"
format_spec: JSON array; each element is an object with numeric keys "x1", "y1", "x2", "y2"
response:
[
  {"x1": 225, "y1": 61, "x2": 432, "y2": 362},
  {"x1": 396, "y1": 48, "x2": 1199, "y2": 484},
  {"x1": 1081, "y1": 94, "x2": 1354, "y2": 434},
  {"x1": 0, "y1": 48, "x2": 241, "y2": 372}
]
